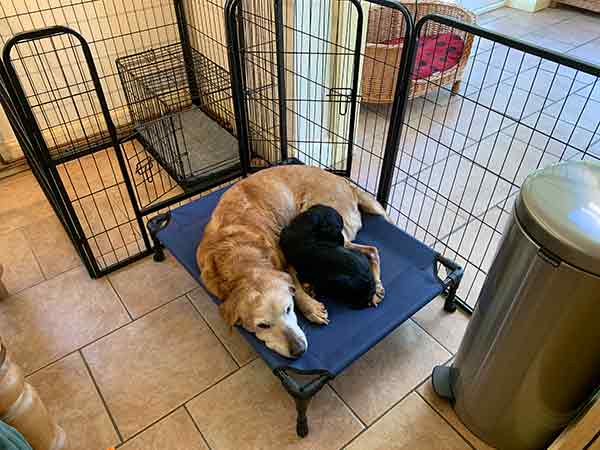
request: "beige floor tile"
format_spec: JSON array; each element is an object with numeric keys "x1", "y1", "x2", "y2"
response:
[
  {"x1": 187, "y1": 359, "x2": 363, "y2": 450},
  {"x1": 0, "y1": 228, "x2": 44, "y2": 294},
  {"x1": 0, "y1": 172, "x2": 54, "y2": 235},
  {"x1": 543, "y1": 93, "x2": 600, "y2": 134},
  {"x1": 388, "y1": 181, "x2": 469, "y2": 246},
  {"x1": 568, "y1": 38, "x2": 600, "y2": 66},
  {"x1": 345, "y1": 392, "x2": 471, "y2": 450},
  {"x1": 108, "y1": 252, "x2": 197, "y2": 318},
  {"x1": 82, "y1": 298, "x2": 236, "y2": 439},
  {"x1": 188, "y1": 288, "x2": 257, "y2": 366},
  {"x1": 27, "y1": 353, "x2": 120, "y2": 450},
  {"x1": 465, "y1": 82, "x2": 549, "y2": 120},
  {"x1": 330, "y1": 320, "x2": 451, "y2": 424},
  {"x1": 505, "y1": 112, "x2": 599, "y2": 160},
  {"x1": 418, "y1": 377, "x2": 497, "y2": 450},
  {"x1": 519, "y1": 32, "x2": 575, "y2": 53},
  {"x1": 412, "y1": 297, "x2": 471, "y2": 354},
  {"x1": 0, "y1": 266, "x2": 130, "y2": 374},
  {"x1": 475, "y1": 44, "x2": 542, "y2": 74},
  {"x1": 423, "y1": 96, "x2": 516, "y2": 142},
  {"x1": 119, "y1": 408, "x2": 208, "y2": 450},
  {"x1": 407, "y1": 153, "x2": 514, "y2": 220},
  {"x1": 22, "y1": 215, "x2": 81, "y2": 279},
  {"x1": 532, "y1": 19, "x2": 600, "y2": 47},
  {"x1": 462, "y1": 132, "x2": 560, "y2": 187}
]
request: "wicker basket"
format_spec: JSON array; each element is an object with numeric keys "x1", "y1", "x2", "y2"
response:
[
  {"x1": 552, "y1": 0, "x2": 600, "y2": 13},
  {"x1": 361, "y1": 1, "x2": 476, "y2": 103}
]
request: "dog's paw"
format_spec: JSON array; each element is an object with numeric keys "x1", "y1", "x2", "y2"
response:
[
  {"x1": 302, "y1": 283, "x2": 316, "y2": 298},
  {"x1": 305, "y1": 301, "x2": 329, "y2": 325},
  {"x1": 371, "y1": 283, "x2": 385, "y2": 307}
]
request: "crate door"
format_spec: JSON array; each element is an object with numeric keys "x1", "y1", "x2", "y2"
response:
[{"x1": 286, "y1": 0, "x2": 363, "y2": 174}]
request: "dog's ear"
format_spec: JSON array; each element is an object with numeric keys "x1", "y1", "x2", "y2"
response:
[
  {"x1": 219, "y1": 299, "x2": 241, "y2": 328},
  {"x1": 219, "y1": 286, "x2": 258, "y2": 328}
]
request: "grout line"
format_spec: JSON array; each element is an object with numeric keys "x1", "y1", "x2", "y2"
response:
[
  {"x1": 184, "y1": 404, "x2": 214, "y2": 450},
  {"x1": 79, "y1": 349, "x2": 124, "y2": 444},
  {"x1": 24, "y1": 293, "x2": 186, "y2": 378},
  {"x1": 106, "y1": 276, "x2": 134, "y2": 322},
  {"x1": 337, "y1": 354, "x2": 456, "y2": 450},
  {"x1": 413, "y1": 354, "x2": 479, "y2": 450},
  {"x1": 113, "y1": 364, "x2": 249, "y2": 449},
  {"x1": 327, "y1": 382, "x2": 368, "y2": 429},
  {"x1": 409, "y1": 316, "x2": 457, "y2": 357},
  {"x1": 417, "y1": 390, "x2": 477, "y2": 450},
  {"x1": 185, "y1": 294, "x2": 241, "y2": 369},
  {"x1": 337, "y1": 387, "x2": 419, "y2": 450}
]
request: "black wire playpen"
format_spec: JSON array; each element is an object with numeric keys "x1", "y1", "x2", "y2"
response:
[{"x1": 0, "y1": 0, "x2": 599, "y2": 313}]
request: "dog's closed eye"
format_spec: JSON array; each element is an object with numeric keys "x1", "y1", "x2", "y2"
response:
[
  {"x1": 258, "y1": 323, "x2": 271, "y2": 329},
  {"x1": 286, "y1": 305, "x2": 292, "y2": 314}
]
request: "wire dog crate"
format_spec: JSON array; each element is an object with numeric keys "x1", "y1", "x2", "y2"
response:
[
  {"x1": 1, "y1": 0, "x2": 600, "y2": 310},
  {"x1": 117, "y1": 43, "x2": 239, "y2": 189}
]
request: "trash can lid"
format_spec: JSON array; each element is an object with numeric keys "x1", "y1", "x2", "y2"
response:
[{"x1": 516, "y1": 161, "x2": 600, "y2": 275}]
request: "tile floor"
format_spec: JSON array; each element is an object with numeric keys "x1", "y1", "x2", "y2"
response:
[
  {"x1": 0, "y1": 5, "x2": 599, "y2": 450},
  {"x1": 353, "y1": 4, "x2": 600, "y2": 306}
]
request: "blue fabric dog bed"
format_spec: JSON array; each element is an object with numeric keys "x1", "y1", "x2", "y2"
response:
[{"x1": 150, "y1": 185, "x2": 462, "y2": 436}]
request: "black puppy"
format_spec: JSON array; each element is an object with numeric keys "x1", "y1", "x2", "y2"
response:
[{"x1": 280, "y1": 205, "x2": 376, "y2": 309}]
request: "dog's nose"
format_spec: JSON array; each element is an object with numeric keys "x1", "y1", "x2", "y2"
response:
[{"x1": 290, "y1": 340, "x2": 307, "y2": 358}]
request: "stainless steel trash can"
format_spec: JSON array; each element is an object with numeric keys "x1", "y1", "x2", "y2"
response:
[{"x1": 432, "y1": 161, "x2": 600, "y2": 450}]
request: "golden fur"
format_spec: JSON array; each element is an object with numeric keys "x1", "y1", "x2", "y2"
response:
[{"x1": 197, "y1": 165, "x2": 386, "y2": 357}]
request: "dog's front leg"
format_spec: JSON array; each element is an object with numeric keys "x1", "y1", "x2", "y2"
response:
[
  {"x1": 289, "y1": 267, "x2": 329, "y2": 325},
  {"x1": 345, "y1": 242, "x2": 385, "y2": 306}
]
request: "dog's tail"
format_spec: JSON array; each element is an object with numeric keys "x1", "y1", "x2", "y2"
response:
[{"x1": 353, "y1": 186, "x2": 389, "y2": 220}]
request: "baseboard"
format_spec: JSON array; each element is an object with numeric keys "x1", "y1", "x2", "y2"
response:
[
  {"x1": 475, "y1": 1, "x2": 508, "y2": 14},
  {"x1": 0, "y1": 138, "x2": 23, "y2": 164},
  {"x1": 508, "y1": 0, "x2": 551, "y2": 12}
]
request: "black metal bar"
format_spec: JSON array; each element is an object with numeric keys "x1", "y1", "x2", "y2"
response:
[
  {"x1": 225, "y1": 0, "x2": 251, "y2": 176},
  {"x1": 376, "y1": 4, "x2": 416, "y2": 207},
  {"x1": 147, "y1": 213, "x2": 171, "y2": 262},
  {"x1": 436, "y1": 254, "x2": 469, "y2": 314},
  {"x1": 274, "y1": 0, "x2": 289, "y2": 161},
  {"x1": 418, "y1": 14, "x2": 600, "y2": 77},
  {"x1": 273, "y1": 368, "x2": 332, "y2": 437},
  {"x1": 2, "y1": 27, "x2": 106, "y2": 278},
  {"x1": 342, "y1": 0, "x2": 364, "y2": 177},
  {"x1": 174, "y1": 0, "x2": 201, "y2": 106}
]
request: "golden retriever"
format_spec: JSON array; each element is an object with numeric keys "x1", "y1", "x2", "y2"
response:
[{"x1": 197, "y1": 165, "x2": 386, "y2": 358}]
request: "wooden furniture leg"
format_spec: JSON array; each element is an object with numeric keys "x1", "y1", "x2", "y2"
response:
[
  {"x1": 451, "y1": 80, "x2": 462, "y2": 96},
  {"x1": 0, "y1": 338, "x2": 65, "y2": 450}
]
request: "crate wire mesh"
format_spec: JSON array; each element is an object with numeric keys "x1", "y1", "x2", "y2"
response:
[
  {"x1": 386, "y1": 15, "x2": 600, "y2": 308},
  {"x1": 2, "y1": 0, "x2": 600, "y2": 311},
  {"x1": 0, "y1": 0, "x2": 241, "y2": 276},
  {"x1": 117, "y1": 43, "x2": 239, "y2": 189}
]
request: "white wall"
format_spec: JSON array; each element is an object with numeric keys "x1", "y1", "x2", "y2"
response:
[{"x1": 0, "y1": 0, "x2": 180, "y2": 162}]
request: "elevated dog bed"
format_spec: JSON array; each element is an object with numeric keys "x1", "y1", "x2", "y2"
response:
[{"x1": 148, "y1": 186, "x2": 462, "y2": 437}]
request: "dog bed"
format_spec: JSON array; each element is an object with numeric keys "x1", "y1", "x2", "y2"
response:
[{"x1": 148, "y1": 186, "x2": 462, "y2": 437}]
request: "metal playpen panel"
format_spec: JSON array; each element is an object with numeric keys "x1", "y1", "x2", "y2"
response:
[{"x1": 1, "y1": 0, "x2": 599, "y2": 301}]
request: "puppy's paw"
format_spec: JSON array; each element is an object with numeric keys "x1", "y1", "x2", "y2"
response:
[
  {"x1": 305, "y1": 301, "x2": 329, "y2": 325},
  {"x1": 371, "y1": 283, "x2": 385, "y2": 307}
]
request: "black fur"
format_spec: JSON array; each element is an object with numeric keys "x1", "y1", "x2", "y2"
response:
[{"x1": 280, "y1": 205, "x2": 375, "y2": 309}]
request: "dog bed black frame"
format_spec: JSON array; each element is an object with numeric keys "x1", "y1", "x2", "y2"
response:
[{"x1": 147, "y1": 184, "x2": 462, "y2": 438}]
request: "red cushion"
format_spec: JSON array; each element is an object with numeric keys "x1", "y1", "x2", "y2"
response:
[{"x1": 381, "y1": 33, "x2": 465, "y2": 80}]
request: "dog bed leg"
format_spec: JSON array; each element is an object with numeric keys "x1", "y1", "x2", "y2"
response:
[
  {"x1": 294, "y1": 396, "x2": 311, "y2": 437},
  {"x1": 274, "y1": 369, "x2": 331, "y2": 438},
  {"x1": 147, "y1": 213, "x2": 171, "y2": 262}
]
